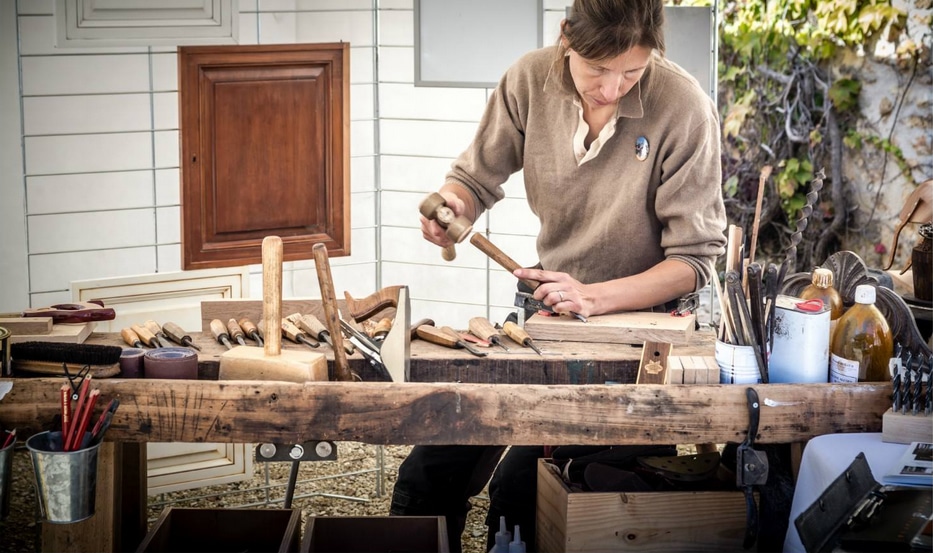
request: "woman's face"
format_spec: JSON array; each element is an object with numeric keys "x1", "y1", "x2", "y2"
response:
[{"x1": 566, "y1": 44, "x2": 653, "y2": 110}]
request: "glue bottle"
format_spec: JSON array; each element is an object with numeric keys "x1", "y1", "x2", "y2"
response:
[
  {"x1": 829, "y1": 284, "x2": 893, "y2": 382},
  {"x1": 798, "y1": 267, "x2": 843, "y2": 339},
  {"x1": 508, "y1": 525, "x2": 526, "y2": 553},
  {"x1": 489, "y1": 516, "x2": 511, "y2": 553}
]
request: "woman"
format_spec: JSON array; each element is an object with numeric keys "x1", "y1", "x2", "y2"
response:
[{"x1": 391, "y1": 1, "x2": 727, "y2": 550}]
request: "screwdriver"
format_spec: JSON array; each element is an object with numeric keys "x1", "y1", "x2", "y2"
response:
[
  {"x1": 131, "y1": 323, "x2": 161, "y2": 348},
  {"x1": 121, "y1": 327, "x2": 145, "y2": 349},
  {"x1": 468, "y1": 316, "x2": 510, "y2": 352},
  {"x1": 226, "y1": 318, "x2": 248, "y2": 346},
  {"x1": 237, "y1": 317, "x2": 263, "y2": 346},
  {"x1": 209, "y1": 318, "x2": 234, "y2": 350},
  {"x1": 280, "y1": 318, "x2": 320, "y2": 349},
  {"x1": 286, "y1": 313, "x2": 354, "y2": 355},
  {"x1": 502, "y1": 321, "x2": 543, "y2": 356},
  {"x1": 143, "y1": 320, "x2": 171, "y2": 348},
  {"x1": 161, "y1": 321, "x2": 202, "y2": 351}
]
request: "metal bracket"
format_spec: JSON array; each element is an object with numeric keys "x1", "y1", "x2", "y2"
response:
[
  {"x1": 255, "y1": 440, "x2": 337, "y2": 463},
  {"x1": 736, "y1": 387, "x2": 769, "y2": 549}
]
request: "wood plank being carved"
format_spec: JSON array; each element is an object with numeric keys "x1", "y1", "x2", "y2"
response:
[{"x1": 524, "y1": 312, "x2": 695, "y2": 345}]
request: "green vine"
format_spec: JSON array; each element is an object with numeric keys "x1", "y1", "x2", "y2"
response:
[{"x1": 682, "y1": 0, "x2": 923, "y2": 269}]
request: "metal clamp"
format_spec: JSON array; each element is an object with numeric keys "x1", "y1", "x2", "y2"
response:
[{"x1": 737, "y1": 387, "x2": 769, "y2": 550}]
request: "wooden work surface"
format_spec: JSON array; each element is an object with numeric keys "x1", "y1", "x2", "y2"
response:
[{"x1": 0, "y1": 329, "x2": 890, "y2": 446}]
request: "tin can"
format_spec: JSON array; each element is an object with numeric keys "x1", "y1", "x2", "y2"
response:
[
  {"x1": 0, "y1": 327, "x2": 9, "y2": 377},
  {"x1": 769, "y1": 295, "x2": 830, "y2": 383}
]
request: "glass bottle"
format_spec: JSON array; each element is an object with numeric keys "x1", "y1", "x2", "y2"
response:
[
  {"x1": 799, "y1": 267, "x2": 844, "y2": 338},
  {"x1": 829, "y1": 284, "x2": 893, "y2": 382},
  {"x1": 912, "y1": 223, "x2": 932, "y2": 302}
]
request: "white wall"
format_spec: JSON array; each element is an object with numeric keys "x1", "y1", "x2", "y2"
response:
[{"x1": 0, "y1": 0, "x2": 572, "y2": 328}]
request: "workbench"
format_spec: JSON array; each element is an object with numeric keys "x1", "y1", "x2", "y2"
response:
[{"x1": 0, "y1": 330, "x2": 890, "y2": 552}]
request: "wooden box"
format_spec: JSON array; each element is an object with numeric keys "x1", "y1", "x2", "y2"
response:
[
  {"x1": 536, "y1": 459, "x2": 750, "y2": 552},
  {"x1": 137, "y1": 507, "x2": 302, "y2": 553},
  {"x1": 301, "y1": 516, "x2": 449, "y2": 553}
]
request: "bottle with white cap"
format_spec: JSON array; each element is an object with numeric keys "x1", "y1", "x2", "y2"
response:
[{"x1": 829, "y1": 284, "x2": 893, "y2": 382}]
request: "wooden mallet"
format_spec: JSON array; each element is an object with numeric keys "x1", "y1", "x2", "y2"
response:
[{"x1": 218, "y1": 236, "x2": 327, "y2": 382}]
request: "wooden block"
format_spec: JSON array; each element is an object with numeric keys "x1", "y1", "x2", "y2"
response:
[
  {"x1": 536, "y1": 459, "x2": 750, "y2": 553},
  {"x1": 219, "y1": 345, "x2": 327, "y2": 383},
  {"x1": 668, "y1": 357, "x2": 684, "y2": 385},
  {"x1": 524, "y1": 312, "x2": 694, "y2": 345},
  {"x1": 9, "y1": 322, "x2": 95, "y2": 344},
  {"x1": 882, "y1": 408, "x2": 933, "y2": 444},
  {"x1": 635, "y1": 341, "x2": 671, "y2": 385},
  {"x1": 0, "y1": 316, "x2": 53, "y2": 335},
  {"x1": 691, "y1": 356, "x2": 709, "y2": 384},
  {"x1": 703, "y1": 356, "x2": 720, "y2": 385}
]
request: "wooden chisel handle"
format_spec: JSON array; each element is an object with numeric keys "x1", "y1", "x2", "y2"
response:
[
  {"x1": 373, "y1": 317, "x2": 393, "y2": 340},
  {"x1": 237, "y1": 318, "x2": 263, "y2": 343},
  {"x1": 469, "y1": 234, "x2": 541, "y2": 290},
  {"x1": 162, "y1": 321, "x2": 202, "y2": 350},
  {"x1": 468, "y1": 317, "x2": 499, "y2": 342},
  {"x1": 416, "y1": 324, "x2": 459, "y2": 348},
  {"x1": 209, "y1": 318, "x2": 233, "y2": 350},
  {"x1": 312, "y1": 243, "x2": 352, "y2": 381},
  {"x1": 227, "y1": 318, "x2": 247, "y2": 345},
  {"x1": 121, "y1": 327, "x2": 144, "y2": 348},
  {"x1": 143, "y1": 320, "x2": 167, "y2": 347},
  {"x1": 131, "y1": 324, "x2": 159, "y2": 348}
]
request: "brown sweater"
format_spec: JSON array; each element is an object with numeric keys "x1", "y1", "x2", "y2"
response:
[{"x1": 446, "y1": 46, "x2": 727, "y2": 290}]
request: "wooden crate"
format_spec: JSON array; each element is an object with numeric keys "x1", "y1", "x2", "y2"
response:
[
  {"x1": 536, "y1": 459, "x2": 750, "y2": 552},
  {"x1": 137, "y1": 507, "x2": 302, "y2": 553}
]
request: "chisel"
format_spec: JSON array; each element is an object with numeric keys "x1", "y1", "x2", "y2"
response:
[
  {"x1": 237, "y1": 318, "x2": 264, "y2": 346},
  {"x1": 416, "y1": 325, "x2": 487, "y2": 357},
  {"x1": 226, "y1": 318, "x2": 248, "y2": 347},
  {"x1": 121, "y1": 327, "x2": 145, "y2": 349},
  {"x1": 468, "y1": 317, "x2": 510, "y2": 351},
  {"x1": 131, "y1": 323, "x2": 162, "y2": 348},
  {"x1": 501, "y1": 321, "x2": 543, "y2": 355},
  {"x1": 209, "y1": 319, "x2": 234, "y2": 350},
  {"x1": 281, "y1": 318, "x2": 320, "y2": 349},
  {"x1": 161, "y1": 321, "x2": 203, "y2": 351},
  {"x1": 143, "y1": 320, "x2": 171, "y2": 348},
  {"x1": 286, "y1": 313, "x2": 354, "y2": 355}
]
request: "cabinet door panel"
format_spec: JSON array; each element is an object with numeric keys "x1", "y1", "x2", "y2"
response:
[{"x1": 180, "y1": 43, "x2": 349, "y2": 269}]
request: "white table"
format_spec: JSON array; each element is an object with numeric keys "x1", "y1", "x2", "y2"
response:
[{"x1": 783, "y1": 433, "x2": 911, "y2": 553}]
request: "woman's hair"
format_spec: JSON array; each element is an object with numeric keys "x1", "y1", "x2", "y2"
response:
[{"x1": 557, "y1": 0, "x2": 666, "y2": 61}]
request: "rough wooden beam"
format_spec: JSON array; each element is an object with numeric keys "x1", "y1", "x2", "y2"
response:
[{"x1": 0, "y1": 379, "x2": 888, "y2": 446}]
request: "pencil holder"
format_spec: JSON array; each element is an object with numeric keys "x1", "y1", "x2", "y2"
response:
[
  {"x1": 0, "y1": 435, "x2": 15, "y2": 521},
  {"x1": 27, "y1": 430, "x2": 101, "y2": 523}
]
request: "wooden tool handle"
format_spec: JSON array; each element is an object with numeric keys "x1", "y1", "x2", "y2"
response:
[
  {"x1": 469, "y1": 234, "x2": 541, "y2": 290},
  {"x1": 301, "y1": 313, "x2": 329, "y2": 341},
  {"x1": 280, "y1": 318, "x2": 304, "y2": 343},
  {"x1": 143, "y1": 320, "x2": 163, "y2": 337},
  {"x1": 121, "y1": 327, "x2": 142, "y2": 347},
  {"x1": 262, "y1": 236, "x2": 283, "y2": 356},
  {"x1": 237, "y1": 318, "x2": 260, "y2": 338},
  {"x1": 131, "y1": 324, "x2": 158, "y2": 347},
  {"x1": 227, "y1": 318, "x2": 245, "y2": 341},
  {"x1": 468, "y1": 317, "x2": 499, "y2": 342},
  {"x1": 373, "y1": 317, "x2": 393, "y2": 339},
  {"x1": 410, "y1": 318, "x2": 435, "y2": 341},
  {"x1": 209, "y1": 319, "x2": 229, "y2": 342},
  {"x1": 162, "y1": 322, "x2": 188, "y2": 344},
  {"x1": 502, "y1": 321, "x2": 531, "y2": 346},
  {"x1": 344, "y1": 285, "x2": 402, "y2": 322},
  {"x1": 312, "y1": 243, "x2": 352, "y2": 381},
  {"x1": 415, "y1": 324, "x2": 459, "y2": 348}
]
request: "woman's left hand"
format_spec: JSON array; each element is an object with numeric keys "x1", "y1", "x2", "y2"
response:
[{"x1": 513, "y1": 267, "x2": 595, "y2": 318}]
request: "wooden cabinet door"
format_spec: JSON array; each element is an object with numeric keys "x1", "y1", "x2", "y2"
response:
[{"x1": 179, "y1": 43, "x2": 350, "y2": 270}]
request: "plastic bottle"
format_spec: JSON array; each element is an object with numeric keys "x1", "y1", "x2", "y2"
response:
[
  {"x1": 508, "y1": 525, "x2": 526, "y2": 553},
  {"x1": 799, "y1": 267, "x2": 844, "y2": 339},
  {"x1": 829, "y1": 284, "x2": 893, "y2": 382},
  {"x1": 489, "y1": 516, "x2": 511, "y2": 553}
]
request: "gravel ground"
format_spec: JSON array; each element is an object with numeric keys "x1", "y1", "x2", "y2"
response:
[{"x1": 0, "y1": 442, "x2": 490, "y2": 553}]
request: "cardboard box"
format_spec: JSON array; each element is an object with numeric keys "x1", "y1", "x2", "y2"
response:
[
  {"x1": 536, "y1": 459, "x2": 750, "y2": 552},
  {"x1": 301, "y1": 516, "x2": 449, "y2": 553},
  {"x1": 137, "y1": 507, "x2": 302, "y2": 553}
]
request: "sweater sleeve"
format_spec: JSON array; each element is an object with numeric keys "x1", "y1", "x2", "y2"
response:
[{"x1": 655, "y1": 99, "x2": 727, "y2": 291}]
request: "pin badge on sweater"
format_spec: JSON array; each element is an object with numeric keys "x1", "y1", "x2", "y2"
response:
[{"x1": 635, "y1": 136, "x2": 649, "y2": 161}]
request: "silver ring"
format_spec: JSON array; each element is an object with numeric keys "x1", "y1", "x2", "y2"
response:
[{"x1": 558, "y1": 291, "x2": 565, "y2": 302}]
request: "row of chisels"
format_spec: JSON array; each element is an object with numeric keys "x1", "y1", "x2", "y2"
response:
[{"x1": 121, "y1": 320, "x2": 201, "y2": 351}]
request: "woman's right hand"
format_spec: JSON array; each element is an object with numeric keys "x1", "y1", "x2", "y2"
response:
[{"x1": 420, "y1": 190, "x2": 469, "y2": 248}]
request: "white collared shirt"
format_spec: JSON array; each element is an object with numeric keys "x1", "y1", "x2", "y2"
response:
[{"x1": 571, "y1": 96, "x2": 619, "y2": 165}]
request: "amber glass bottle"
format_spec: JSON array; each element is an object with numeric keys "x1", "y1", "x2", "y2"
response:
[
  {"x1": 799, "y1": 267, "x2": 844, "y2": 338},
  {"x1": 829, "y1": 284, "x2": 893, "y2": 382}
]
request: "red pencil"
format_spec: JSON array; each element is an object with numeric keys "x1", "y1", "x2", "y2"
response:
[
  {"x1": 60, "y1": 384, "x2": 71, "y2": 442},
  {"x1": 68, "y1": 389, "x2": 99, "y2": 451},
  {"x1": 2, "y1": 429, "x2": 14, "y2": 449}
]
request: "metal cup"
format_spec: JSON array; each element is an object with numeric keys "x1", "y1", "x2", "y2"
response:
[
  {"x1": 26, "y1": 431, "x2": 101, "y2": 524},
  {"x1": 0, "y1": 437, "x2": 15, "y2": 520}
]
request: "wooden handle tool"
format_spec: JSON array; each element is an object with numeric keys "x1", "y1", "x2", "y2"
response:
[
  {"x1": 121, "y1": 327, "x2": 144, "y2": 349},
  {"x1": 415, "y1": 324, "x2": 460, "y2": 348},
  {"x1": 161, "y1": 321, "x2": 202, "y2": 351},
  {"x1": 373, "y1": 317, "x2": 393, "y2": 341},
  {"x1": 143, "y1": 320, "x2": 170, "y2": 348},
  {"x1": 312, "y1": 243, "x2": 353, "y2": 381},
  {"x1": 343, "y1": 285, "x2": 402, "y2": 322},
  {"x1": 281, "y1": 318, "x2": 320, "y2": 349},
  {"x1": 502, "y1": 321, "x2": 543, "y2": 355},
  {"x1": 440, "y1": 326, "x2": 488, "y2": 357},
  {"x1": 469, "y1": 233, "x2": 541, "y2": 290},
  {"x1": 469, "y1": 317, "x2": 509, "y2": 351},
  {"x1": 237, "y1": 318, "x2": 263, "y2": 346},
  {"x1": 226, "y1": 318, "x2": 247, "y2": 346},
  {"x1": 410, "y1": 318, "x2": 435, "y2": 341},
  {"x1": 419, "y1": 192, "x2": 472, "y2": 261},
  {"x1": 131, "y1": 323, "x2": 160, "y2": 348},
  {"x1": 209, "y1": 319, "x2": 234, "y2": 350}
]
